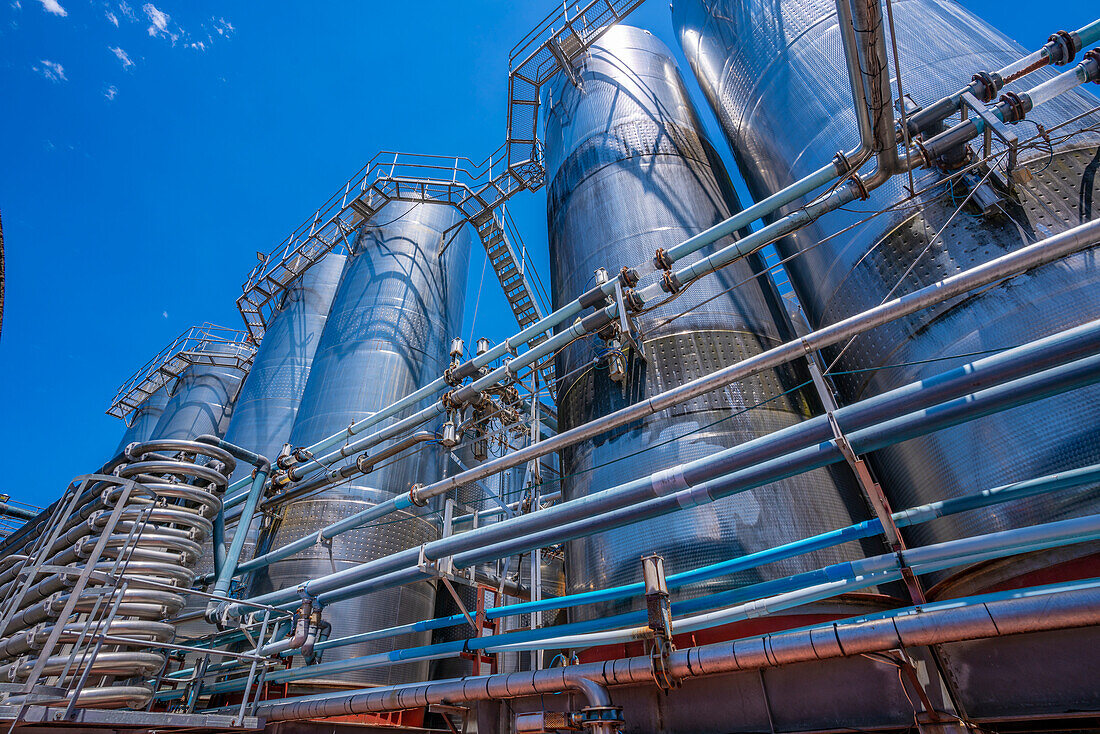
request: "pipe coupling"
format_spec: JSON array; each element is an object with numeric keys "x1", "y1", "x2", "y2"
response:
[
  {"x1": 1085, "y1": 49, "x2": 1100, "y2": 83},
  {"x1": 409, "y1": 484, "x2": 428, "y2": 507},
  {"x1": 577, "y1": 706, "x2": 625, "y2": 732},
  {"x1": 1047, "y1": 29, "x2": 1077, "y2": 65},
  {"x1": 653, "y1": 247, "x2": 674, "y2": 271},
  {"x1": 970, "y1": 71, "x2": 1001, "y2": 102},
  {"x1": 998, "y1": 91, "x2": 1030, "y2": 123}
]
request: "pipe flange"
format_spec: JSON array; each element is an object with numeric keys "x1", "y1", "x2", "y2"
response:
[
  {"x1": 409, "y1": 484, "x2": 428, "y2": 507},
  {"x1": 355, "y1": 453, "x2": 373, "y2": 474},
  {"x1": 845, "y1": 172, "x2": 871, "y2": 201},
  {"x1": 660, "y1": 270, "x2": 682, "y2": 294},
  {"x1": 443, "y1": 363, "x2": 461, "y2": 387},
  {"x1": 623, "y1": 288, "x2": 644, "y2": 312},
  {"x1": 653, "y1": 247, "x2": 673, "y2": 271},
  {"x1": 619, "y1": 266, "x2": 639, "y2": 288},
  {"x1": 441, "y1": 390, "x2": 461, "y2": 410},
  {"x1": 999, "y1": 91, "x2": 1028, "y2": 123},
  {"x1": 970, "y1": 71, "x2": 998, "y2": 103},
  {"x1": 578, "y1": 706, "x2": 624, "y2": 730},
  {"x1": 293, "y1": 448, "x2": 314, "y2": 463},
  {"x1": 1085, "y1": 48, "x2": 1100, "y2": 83},
  {"x1": 1047, "y1": 30, "x2": 1076, "y2": 65},
  {"x1": 832, "y1": 150, "x2": 853, "y2": 175}
]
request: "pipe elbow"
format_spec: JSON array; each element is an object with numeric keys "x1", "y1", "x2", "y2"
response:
[{"x1": 562, "y1": 670, "x2": 612, "y2": 708}]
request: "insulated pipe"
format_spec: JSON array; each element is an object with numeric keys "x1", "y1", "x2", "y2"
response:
[
  {"x1": 904, "y1": 17, "x2": 1100, "y2": 135},
  {"x1": 303, "y1": 462, "x2": 1100, "y2": 653},
  {"x1": 917, "y1": 53, "x2": 1100, "y2": 164},
  {"x1": 211, "y1": 13, "x2": 1100, "y2": 509},
  {"x1": 250, "y1": 579, "x2": 1100, "y2": 721},
  {"x1": 266, "y1": 0, "x2": 900, "y2": 489},
  {"x1": 201, "y1": 511, "x2": 1100, "y2": 687},
  {"x1": 319, "y1": 350, "x2": 1100, "y2": 609},
  {"x1": 407, "y1": 219, "x2": 1100, "y2": 509},
  {"x1": 227, "y1": 320, "x2": 1100, "y2": 618},
  {"x1": 0, "y1": 502, "x2": 37, "y2": 522},
  {"x1": 452, "y1": 348, "x2": 1100, "y2": 575},
  {"x1": 490, "y1": 513, "x2": 1100, "y2": 651},
  {"x1": 242, "y1": 0, "x2": 973, "y2": 504}
]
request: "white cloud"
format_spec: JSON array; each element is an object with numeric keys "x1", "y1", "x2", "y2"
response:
[
  {"x1": 212, "y1": 16, "x2": 233, "y2": 36},
  {"x1": 118, "y1": 1, "x2": 136, "y2": 22},
  {"x1": 109, "y1": 46, "x2": 133, "y2": 68},
  {"x1": 10, "y1": 1, "x2": 22, "y2": 10},
  {"x1": 105, "y1": 10, "x2": 118, "y2": 26},
  {"x1": 36, "y1": 0, "x2": 65, "y2": 16},
  {"x1": 32, "y1": 59, "x2": 66, "y2": 82},
  {"x1": 162, "y1": 311, "x2": 168, "y2": 319},
  {"x1": 189, "y1": 40, "x2": 206, "y2": 52},
  {"x1": 142, "y1": 2, "x2": 177, "y2": 41},
  {"x1": 104, "y1": 85, "x2": 118, "y2": 100}
]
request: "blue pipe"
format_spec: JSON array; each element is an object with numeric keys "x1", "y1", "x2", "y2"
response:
[
  {"x1": 226, "y1": 324, "x2": 1100, "y2": 617},
  {"x1": 309, "y1": 462, "x2": 1100, "y2": 654},
  {"x1": 209, "y1": 467, "x2": 268, "y2": 601},
  {"x1": 182, "y1": 464, "x2": 1100, "y2": 682},
  {"x1": 179, "y1": 512, "x2": 1100, "y2": 695}
]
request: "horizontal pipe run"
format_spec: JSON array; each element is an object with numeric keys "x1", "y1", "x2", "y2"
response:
[
  {"x1": 226, "y1": 314, "x2": 1100, "y2": 618},
  {"x1": 0, "y1": 502, "x2": 38, "y2": 522},
  {"x1": 405, "y1": 219, "x2": 1100, "y2": 515},
  {"x1": 451, "y1": 346, "x2": 1100, "y2": 576},
  {"x1": 491, "y1": 513, "x2": 1100, "y2": 651},
  {"x1": 310, "y1": 350, "x2": 1100, "y2": 609},
  {"x1": 247, "y1": 578, "x2": 1100, "y2": 721},
  {"x1": 289, "y1": 462, "x2": 1100, "y2": 657},
  {"x1": 232, "y1": 494, "x2": 414, "y2": 577}
]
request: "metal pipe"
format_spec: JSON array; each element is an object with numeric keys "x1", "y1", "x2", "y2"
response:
[
  {"x1": 259, "y1": 598, "x2": 312, "y2": 656},
  {"x1": 250, "y1": 579, "x2": 1100, "y2": 721},
  {"x1": 491, "y1": 513, "x2": 1100, "y2": 651},
  {"x1": 406, "y1": 219, "x2": 1100, "y2": 510},
  {"x1": 0, "y1": 502, "x2": 37, "y2": 522},
  {"x1": 213, "y1": 509, "x2": 1100, "y2": 685},
  {"x1": 267, "y1": 431, "x2": 438, "y2": 508},
  {"x1": 226, "y1": 310, "x2": 1100, "y2": 617},
  {"x1": 195, "y1": 435, "x2": 271, "y2": 621},
  {"x1": 451, "y1": 347, "x2": 1100, "y2": 575},
  {"x1": 918, "y1": 53, "x2": 1100, "y2": 164},
  {"x1": 241, "y1": 461, "x2": 1098, "y2": 660}
]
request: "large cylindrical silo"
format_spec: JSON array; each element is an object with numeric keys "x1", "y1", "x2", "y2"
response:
[
  {"x1": 543, "y1": 25, "x2": 876, "y2": 629},
  {"x1": 222, "y1": 254, "x2": 347, "y2": 482},
  {"x1": 112, "y1": 386, "x2": 170, "y2": 456},
  {"x1": 251, "y1": 201, "x2": 470, "y2": 687},
  {"x1": 220, "y1": 254, "x2": 347, "y2": 585},
  {"x1": 673, "y1": 0, "x2": 1100, "y2": 583},
  {"x1": 146, "y1": 339, "x2": 249, "y2": 646},
  {"x1": 674, "y1": 0, "x2": 1100, "y2": 717},
  {"x1": 149, "y1": 343, "x2": 249, "y2": 442}
]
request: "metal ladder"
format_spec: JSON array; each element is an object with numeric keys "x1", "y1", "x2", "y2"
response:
[{"x1": 472, "y1": 211, "x2": 554, "y2": 384}]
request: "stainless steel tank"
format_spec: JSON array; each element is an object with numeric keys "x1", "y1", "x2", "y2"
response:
[
  {"x1": 221, "y1": 254, "x2": 346, "y2": 576},
  {"x1": 673, "y1": 0, "x2": 1100, "y2": 719},
  {"x1": 543, "y1": 25, "x2": 874, "y2": 624},
  {"x1": 112, "y1": 386, "x2": 170, "y2": 456},
  {"x1": 145, "y1": 339, "x2": 249, "y2": 647},
  {"x1": 148, "y1": 343, "x2": 249, "y2": 441},
  {"x1": 672, "y1": 0, "x2": 1100, "y2": 576},
  {"x1": 222, "y1": 254, "x2": 347, "y2": 483},
  {"x1": 251, "y1": 201, "x2": 470, "y2": 687}
]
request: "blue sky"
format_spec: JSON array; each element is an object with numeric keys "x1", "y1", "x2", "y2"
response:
[{"x1": 0, "y1": 0, "x2": 1093, "y2": 507}]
